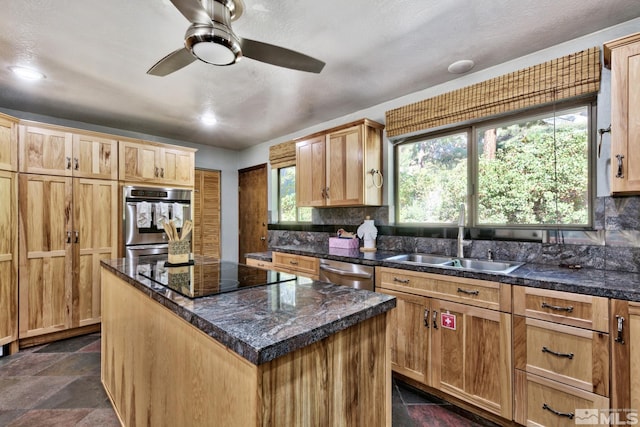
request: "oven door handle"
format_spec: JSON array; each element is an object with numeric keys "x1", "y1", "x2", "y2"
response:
[{"x1": 319, "y1": 264, "x2": 372, "y2": 279}]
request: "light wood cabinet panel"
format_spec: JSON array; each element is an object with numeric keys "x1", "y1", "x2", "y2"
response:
[
  {"x1": 0, "y1": 171, "x2": 17, "y2": 349},
  {"x1": 119, "y1": 140, "x2": 195, "y2": 186},
  {"x1": 430, "y1": 299, "x2": 512, "y2": 419},
  {"x1": 611, "y1": 299, "x2": 640, "y2": 425},
  {"x1": 193, "y1": 169, "x2": 220, "y2": 258},
  {"x1": 73, "y1": 178, "x2": 118, "y2": 327},
  {"x1": 72, "y1": 133, "x2": 118, "y2": 180},
  {"x1": 245, "y1": 258, "x2": 273, "y2": 270},
  {"x1": 19, "y1": 124, "x2": 73, "y2": 176},
  {"x1": 296, "y1": 119, "x2": 383, "y2": 207},
  {"x1": 296, "y1": 135, "x2": 326, "y2": 207},
  {"x1": 376, "y1": 288, "x2": 430, "y2": 385},
  {"x1": 513, "y1": 315, "x2": 609, "y2": 396},
  {"x1": 513, "y1": 286, "x2": 609, "y2": 332},
  {"x1": 514, "y1": 370, "x2": 609, "y2": 426},
  {"x1": 18, "y1": 174, "x2": 73, "y2": 338},
  {"x1": 0, "y1": 114, "x2": 18, "y2": 171},
  {"x1": 272, "y1": 252, "x2": 319, "y2": 280},
  {"x1": 604, "y1": 33, "x2": 640, "y2": 195}
]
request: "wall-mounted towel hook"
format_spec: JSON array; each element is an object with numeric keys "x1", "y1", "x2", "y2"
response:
[{"x1": 597, "y1": 124, "x2": 611, "y2": 158}]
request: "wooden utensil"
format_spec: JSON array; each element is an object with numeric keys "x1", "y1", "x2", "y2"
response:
[
  {"x1": 163, "y1": 221, "x2": 174, "y2": 241},
  {"x1": 180, "y1": 220, "x2": 193, "y2": 241}
]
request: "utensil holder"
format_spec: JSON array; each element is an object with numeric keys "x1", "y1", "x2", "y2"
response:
[{"x1": 168, "y1": 240, "x2": 191, "y2": 264}]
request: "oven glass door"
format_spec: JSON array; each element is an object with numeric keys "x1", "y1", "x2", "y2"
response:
[{"x1": 124, "y1": 202, "x2": 191, "y2": 246}]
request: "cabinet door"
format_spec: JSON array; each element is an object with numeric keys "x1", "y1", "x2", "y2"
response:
[
  {"x1": 430, "y1": 299, "x2": 512, "y2": 418},
  {"x1": 193, "y1": 169, "x2": 221, "y2": 258},
  {"x1": 73, "y1": 178, "x2": 118, "y2": 327},
  {"x1": 19, "y1": 125, "x2": 73, "y2": 176},
  {"x1": 296, "y1": 135, "x2": 326, "y2": 207},
  {"x1": 377, "y1": 288, "x2": 430, "y2": 385},
  {"x1": 72, "y1": 133, "x2": 118, "y2": 180},
  {"x1": 0, "y1": 171, "x2": 17, "y2": 346},
  {"x1": 18, "y1": 174, "x2": 73, "y2": 338},
  {"x1": 159, "y1": 147, "x2": 194, "y2": 186},
  {"x1": 609, "y1": 37, "x2": 640, "y2": 194},
  {"x1": 326, "y1": 125, "x2": 363, "y2": 206},
  {"x1": 0, "y1": 115, "x2": 18, "y2": 171},
  {"x1": 119, "y1": 141, "x2": 161, "y2": 182},
  {"x1": 611, "y1": 300, "x2": 640, "y2": 424}
]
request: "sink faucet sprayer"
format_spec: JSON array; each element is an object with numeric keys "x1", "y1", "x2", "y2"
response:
[{"x1": 457, "y1": 203, "x2": 470, "y2": 258}]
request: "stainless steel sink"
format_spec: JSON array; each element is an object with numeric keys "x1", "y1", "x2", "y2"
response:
[
  {"x1": 384, "y1": 253, "x2": 455, "y2": 265},
  {"x1": 452, "y1": 258, "x2": 523, "y2": 274},
  {"x1": 383, "y1": 253, "x2": 523, "y2": 274}
]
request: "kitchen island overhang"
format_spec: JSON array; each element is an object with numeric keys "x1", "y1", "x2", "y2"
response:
[{"x1": 100, "y1": 256, "x2": 396, "y2": 427}]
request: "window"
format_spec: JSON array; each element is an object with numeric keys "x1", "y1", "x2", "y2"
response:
[
  {"x1": 278, "y1": 166, "x2": 311, "y2": 222},
  {"x1": 396, "y1": 102, "x2": 593, "y2": 228}
]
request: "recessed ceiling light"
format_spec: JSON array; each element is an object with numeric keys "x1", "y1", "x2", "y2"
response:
[
  {"x1": 200, "y1": 114, "x2": 217, "y2": 126},
  {"x1": 9, "y1": 65, "x2": 46, "y2": 81},
  {"x1": 447, "y1": 59, "x2": 475, "y2": 74}
]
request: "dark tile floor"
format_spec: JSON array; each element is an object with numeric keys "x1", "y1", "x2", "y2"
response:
[{"x1": 0, "y1": 334, "x2": 497, "y2": 427}]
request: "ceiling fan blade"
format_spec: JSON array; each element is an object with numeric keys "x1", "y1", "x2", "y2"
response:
[
  {"x1": 169, "y1": 0, "x2": 211, "y2": 24},
  {"x1": 147, "y1": 47, "x2": 197, "y2": 76},
  {"x1": 239, "y1": 38, "x2": 325, "y2": 73}
]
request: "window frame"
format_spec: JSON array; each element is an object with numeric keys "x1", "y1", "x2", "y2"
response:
[
  {"x1": 276, "y1": 165, "x2": 311, "y2": 224},
  {"x1": 394, "y1": 98, "x2": 596, "y2": 230}
]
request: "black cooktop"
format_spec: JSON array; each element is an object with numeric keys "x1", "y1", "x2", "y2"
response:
[{"x1": 137, "y1": 260, "x2": 296, "y2": 298}]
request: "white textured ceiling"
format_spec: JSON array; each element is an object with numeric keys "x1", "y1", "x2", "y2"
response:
[{"x1": 0, "y1": 1, "x2": 638, "y2": 150}]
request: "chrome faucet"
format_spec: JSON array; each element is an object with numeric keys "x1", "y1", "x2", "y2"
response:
[{"x1": 457, "y1": 203, "x2": 470, "y2": 258}]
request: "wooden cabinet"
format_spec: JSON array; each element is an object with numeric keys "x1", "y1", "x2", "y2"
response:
[
  {"x1": 611, "y1": 299, "x2": 640, "y2": 425},
  {"x1": 245, "y1": 258, "x2": 273, "y2": 270},
  {"x1": 513, "y1": 287, "x2": 610, "y2": 425},
  {"x1": 296, "y1": 119, "x2": 383, "y2": 207},
  {"x1": 0, "y1": 113, "x2": 18, "y2": 171},
  {"x1": 119, "y1": 140, "x2": 195, "y2": 187},
  {"x1": 0, "y1": 171, "x2": 18, "y2": 351},
  {"x1": 604, "y1": 33, "x2": 640, "y2": 195},
  {"x1": 18, "y1": 174, "x2": 117, "y2": 341},
  {"x1": 376, "y1": 267, "x2": 512, "y2": 419},
  {"x1": 19, "y1": 124, "x2": 117, "y2": 179},
  {"x1": 193, "y1": 169, "x2": 221, "y2": 258},
  {"x1": 272, "y1": 252, "x2": 319, "y2": 280}
]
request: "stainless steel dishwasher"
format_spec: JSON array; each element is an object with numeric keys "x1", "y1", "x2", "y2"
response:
[{"x1": 319, "y1": 259, "x2": 375, "y2": 291}]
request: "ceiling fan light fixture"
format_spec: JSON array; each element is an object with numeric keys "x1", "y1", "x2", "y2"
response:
[{"x1": 185, "y1": 24, "x2": 242, "y2": 66}]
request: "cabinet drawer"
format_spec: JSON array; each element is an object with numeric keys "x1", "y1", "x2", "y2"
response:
[
  {"x1": 514, "y1": 370, "x2": 609, "y2": 427},
  {"x1": 513, "y1": 316, "x2": 609, "y2": 396},
  {"x1": 377, "y1": 267, "x2": 510, "y2": 311},
  {"x1": 273, "y1": 252, "x2": 319, "y2": 279},
  {"x1": 513, "y1": 286, "x2": 609, "y2": 332},
  {"x1": 245, "y1": 258, "x2": 273, "y2": 270}
]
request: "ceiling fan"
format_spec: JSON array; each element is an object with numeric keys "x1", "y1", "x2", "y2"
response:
[{"x1": 148, "y1": 0, "x2": 326, "y2": 76}]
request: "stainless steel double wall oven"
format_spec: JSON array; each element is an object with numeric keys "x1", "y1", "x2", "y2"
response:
[{"x1": 123, "y1": 185, "x2": 192, "y2": 258}]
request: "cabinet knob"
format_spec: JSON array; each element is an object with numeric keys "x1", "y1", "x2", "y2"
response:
[
  {"x1": 616, "y1": 154, "x2": 625, "y2": 178},
  {"x1": 66, "y1": 231, "x2": 72, "y2": 243},
  {"x1": 74, "y1": 158, "x2": 79, "y2": 170},
  {"x1": 155, "y1": 167, "x2": 159, "y2": 177},
  {"x1": 74, "y1": 230, "x2": 79, "y2": 243},
  {"x1": 161, "y1": 168, "x2": 165, "y2": 178},
  {"x1": 66, "y1": 157, "x2": 72, "y2": 170}
]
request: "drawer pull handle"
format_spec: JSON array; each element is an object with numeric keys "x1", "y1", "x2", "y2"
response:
[
  {"x1": 615, "y1": 315, "x2": 625, "y2": 344},
  {"x1": 432, "y1": 310, "x2": 438, "y2": 329},
  {"x1": 424, "y1": 309, "x2": 430, "y2": 328},
  {"x1": 542, "y1": 403, "x2": 574, "y2": 420},
  {"x1": 542, "y1": 346, "x2": 574, "y2": 359},
  {"x1": 289, "y1": 260, "x2": 299, "y2": 265},
  {"x1": 457, "y1": 287, "x2": 479, "y2": 296},
  {"x1": 393, "y1": 277, "x2": 410, "y2": 284},
  {"x1": 541, "y1": 302, "x2": 573, "y2": 313}
]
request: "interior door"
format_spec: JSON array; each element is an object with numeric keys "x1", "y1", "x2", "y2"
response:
[
  {"x1": 238, "y1": 164, "x2": 268, "y2": 262},
  {"x1": 193, "y1": 168, "x2": 221, "y2": 258}
]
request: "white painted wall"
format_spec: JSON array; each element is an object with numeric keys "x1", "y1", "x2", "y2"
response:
[{"x1": 238, "y1": 18, "x2": 640, "y2": 214}]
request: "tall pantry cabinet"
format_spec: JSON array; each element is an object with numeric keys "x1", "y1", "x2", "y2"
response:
[
  {"x1": 18, "y1": 123, "x2": 118, "y2": 344},
  {"x1": 0, "y1": 113, "x2": 18, "y2": 352}
]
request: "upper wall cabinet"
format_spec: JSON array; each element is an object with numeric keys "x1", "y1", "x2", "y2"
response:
[
  {"x1": 605, "y1": 32, "x2": 640, "y2": 195},
  {"x1": 119, "y1": 140, "x2": 195, "y2": 187},
  {"x1": 0, "y1": 113, "x2": 18, "y2": 172},
  {"x1": 296, "y1": 118, "x2": 384, "y2": 207},
  {"x1": 19, "y1": 123, "x2": 118, "y2": 179}
]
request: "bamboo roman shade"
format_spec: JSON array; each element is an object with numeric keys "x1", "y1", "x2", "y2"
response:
[
  {"x1": 269, "y1": 140, "x2": 296, "y2": 169},
  {"x1": 385, "y1": 47, "x2": 601, "y2": 138}
]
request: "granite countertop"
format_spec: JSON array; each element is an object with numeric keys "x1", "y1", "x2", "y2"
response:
[
  {"x1": 100, "y1": 255, "x2": 396, "y2": 365},
  {"x1": 248, "y1": 246, "x2": 640, "y2": 302}
]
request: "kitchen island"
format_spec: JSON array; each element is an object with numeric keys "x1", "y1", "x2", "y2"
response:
[{"x1": 100, "y1": 256, "x2": 396, "y2": 427}]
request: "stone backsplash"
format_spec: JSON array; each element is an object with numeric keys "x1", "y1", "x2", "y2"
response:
[{"x1": 268, "y1": 196, "x2": 640, "y2": 273}]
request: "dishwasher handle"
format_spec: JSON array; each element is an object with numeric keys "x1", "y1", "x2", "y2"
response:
[{"x1": 319, "y1": 264, "x2": 372, "y2": 279}]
